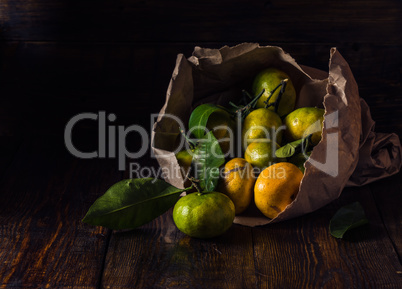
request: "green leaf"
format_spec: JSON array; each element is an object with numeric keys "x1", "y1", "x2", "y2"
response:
[
  {"x1": 275, "y1": 139, "x2": 303, "y2": 158},
  {"x1": 192, "y1": 131, "x2": 225, "y2": 191},
  {"x1": 188, "y1": 103, "x2": 223, "y2": 139},
  {"x1": 275, "y1": 134, "x2": 314, "y2": 158},
  {"x1": 82, "y1": 178, "x2": 183, "y2": 230},
  {"x1": 330, "y1": 202, "x2": 369, "y2": 238},
  {"x1": 302, "y1": 133, "x2": 313, "y2": 152}
]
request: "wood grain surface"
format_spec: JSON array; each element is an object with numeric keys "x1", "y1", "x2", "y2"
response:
[
  {"x1": 0, "y1": 0, "x2": 402, "y2": 288},
  {"x1": 370, "y1": 172, "x2": 402, "y2": 259},
  {"x1": 1, "y1": 0, "x2": 401, "y2": 43},
  {"x1": 99, "y1": 185, "x2": 402, "y2": 289},
  {"x1": 1, "y1": 0, "x2": 402, "y2": 137},
  {"x1": 1, "y1": 134, "x2": 402, "y2": 288},
  {"x1": 0, "y1": 136, "x2": 122, "y2": 287}
]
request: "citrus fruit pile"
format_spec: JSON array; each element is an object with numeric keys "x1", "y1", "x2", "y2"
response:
[
  {"x1": 174, "y1": 67, "x2": 326, "y2": 238},
  {"x1": 83, "y1": 67, "x2": 327, "y2": 239}
]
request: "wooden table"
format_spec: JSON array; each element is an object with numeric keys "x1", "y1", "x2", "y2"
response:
[
  {"x1": 1, "y1": 0, "x2": 402, "y2": 288},
  {"x1": 0, "y1": 131, "x2": 401, "y2": 288}
]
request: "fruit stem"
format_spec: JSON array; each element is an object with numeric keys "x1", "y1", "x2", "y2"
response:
[
  {"x1": 264, "y1": 79, "x2": 288, "y2": 114},
  {"x1": 247, "y1": 89, "x2": 265, "y2": 109},
  {"x1": 229, "y1": 101, "x2": 239, "y2": 109},
  {"x1": 187, "y1": 176, "x2": 203, "y2": 194},
  {"x1": 275, "y1": 79, "x2": 288, "y2": 113},
  {"x1": 234, "y1": 89, "x2": 265, "y2": 120},
  {"x1": 263, "y1": 81, "x2": 283, "y2": 108},
  {"x1": 242, "y1": 89, "x2": 252, "y2": 104},
  {"x1": 180, "y1": 127, "x2": 196, "y2": 150},
  {"x1": 183, "y1": 183, "x2": 196, "y2": 192},
  {"x1": 223, "y1": 88, "x2": 265, "y2": 122}
]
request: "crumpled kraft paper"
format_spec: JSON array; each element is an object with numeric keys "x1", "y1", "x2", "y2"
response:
[{"x1": 151, "y1": 43, "x2": 402, "y2": 226}]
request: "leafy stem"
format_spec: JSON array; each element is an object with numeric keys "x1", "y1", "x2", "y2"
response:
[
  {"x1": 229, "y1": 89, "x2": 265, "y2": 120},
  {"x1": 180, "y1": 127, "x2": 196, "y2": 150},
  {"x1": 191, "y1": 131, "x2": 225, "y2": 192},
  {"x1": 264, "y1": 79, "x2": 288, "y2": 114},
  {"x1": 187, "y1": 176, "x2": 202, "y2": 194}
]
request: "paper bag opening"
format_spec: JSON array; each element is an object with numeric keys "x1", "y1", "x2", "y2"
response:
[{"x1": 151, "y1": 44, "x2": 402, "y2": 226}]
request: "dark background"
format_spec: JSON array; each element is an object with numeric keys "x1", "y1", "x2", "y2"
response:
[
  {"x1": 1, "y1": 0, "x2": 401, "y2": 140},
  {"x1": 1, "y1": 2, "x2": 402, "y2": 287}
]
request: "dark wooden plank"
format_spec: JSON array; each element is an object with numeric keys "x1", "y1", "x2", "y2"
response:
[
  {"x1": 370, "y1": 171, "x2": 402, "y2": 262},
  {"x1": 101, "y1": 209, "x2": 256, "y2": 289},
  {"x1": 0, "y1": 134, "x2": 122, "y2": 288},
  {"x1": 253, "y1": 183, "x2": 402, "y2": 288},
  {"x1": 0, "y1": 0, "x2": 401, "y2": 44},
  {"x1": 100, "y1": 181, "x2": 402, "y2": 288},
  {"x1": 252, "y1": 184, "x2": 402, "y2": 288}
]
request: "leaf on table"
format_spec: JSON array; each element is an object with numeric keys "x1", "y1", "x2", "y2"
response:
[
  {"x1": 330, "y1": 201, "x2": 369, "y2": 238},
  {"x1": 82, "y1": 178, "x2": 183, "y2": 230},
  {"x1": 188, "y1": 103, "x2": 222, "y2": 139},
  {"x1": 192, "y1": 131, "x2": 225, "y2": 192}
]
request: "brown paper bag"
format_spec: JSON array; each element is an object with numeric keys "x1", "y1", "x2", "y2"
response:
[{"x1": 151, "y1": 43, "x2": 402, "y2": 226}]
